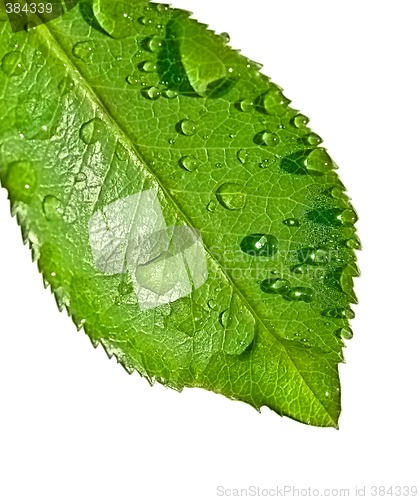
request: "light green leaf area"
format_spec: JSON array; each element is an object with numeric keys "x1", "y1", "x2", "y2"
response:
[{"x1": 0, "y1": 0, "x2": 359, "y2": 427}]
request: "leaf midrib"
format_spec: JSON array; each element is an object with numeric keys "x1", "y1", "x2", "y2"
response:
[{"x1": 38, "y1": 19, "x2": 336, "y2": 426}]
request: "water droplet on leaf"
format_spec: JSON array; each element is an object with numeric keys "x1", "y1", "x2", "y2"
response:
[
  {"x1": 58, "y1": 76, "x2": 75, "y2": 95},
  {"x1": 42, "y1": 195, "x2": 63, "y2": 221},
  {"x1": 336, "y1": 327, "x2": 354, "y2": 340},
  {"x1": 220, "y1": 32, "x2": 230, "y2": 43},
  {"x1": 322, "y1": 307, "x2": 355, "y2": 319},
  {"x1": 216, "y1": 183, "x2": 246, "y2": 210},
  {"x1": 297, "y1": 247, "x2": 329, "y2": 265},
  {"x1": 2, "y1": 161, "x2": 37, "y2": 203},
  {"x1": 1, "y1": 51, "x2": 26, "y2": 76},
  {"x1": 177, "y1": 119, "x2": 197, "y2": 136},
  {"x1": 346, "y1": 237, "x2": 362, "y2": 250},
  {"x1": 72, "y1": 41, "x2": 96, "y2": 61},
  {"x1": 259, "y1": 159, "x2": 271, "y2": 169},
  {"x1": 80, "y1": 118, "x2": 106, "y2": 145},
  {"x1": 126, "y1": 75, "x2": 141, "y2": 85},
  {"x1": 281, "y1": 148, "x2": 334, "y2": 175},
  {"x1": 283, "y1": 287, "x2": 314, "y2": 303},
  {"x1": 178, "y1": 155, "x2": 198, "y2": 172},
  {"x1": 290, "y1": 114, "x2": 309, "y2": 128},
  {"x1": 255, "y1": 88, "x2": 290, "y2": 115},
  {"x1": 237, "y1": 149, "x2": 249, "y2": 164},
  {"x1": 260, "y1": 278, "x2": 290, "y2": 295},
  {"x1": 303, "y1": 133, "x2": 323, "y2": 146},
  {"x1": 118, "y1": 280, "x2": 134, "y2": 296},
  {"x1": 305, "y1": 148, "x2": 334, "y2": 175},
  {"x1": 142, "y1": 35, "x2": 162, "y2": 52},
  {"x1": 220, "y1": 295, "x2": 255, "y2": 355},
  {"x1": 254, "y1": 130, "x2": 279, "y2": 147},
  {"x1": 206, "y1": 200, "x2": 216, "y2": 212},
  {"x1": 162, "y1": 89, "x2": 178, "y2": 99},
  {"x1": 240, "y1": 233, "x2": 279, "y2": 257},
  {"x1": 235, "y1": 98, "x2": 254, "y2": 112},
  {"x1": 115, "y1": 142, "x2": 128, "y2": 161},
  {"x1": 138, "y1": 16, "x2": 153, "y2": 26},
  {"x1": 291, "y1": 264, "x2": 305, "y2": 275},
  {"x1": 138, "y1": 60, "x2": 157, "y2": 72},
  {"x1": 307, "y1": 207, "x2": 358, "y2": 227},
  {"x1": 283, "y1": 218, "x2": 300, "y2": 227},
  {"x1": 207, "y1": 299, "x2": 216, "y2": 310},
  {"x1": 141, "y1": 86, "x2": 160, "y2": 100}
]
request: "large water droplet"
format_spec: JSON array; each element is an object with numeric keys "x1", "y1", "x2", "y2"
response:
[
  {"x1": 142, "y1": 35, "x2": 162, "y2": 53},
  {"x1": 138, "y1": 60, "x2": 157, "y2": 72},
  {"x1": 281, "y1": 148, "x2": 334, "y2": 175},
  {"x1": 297, "y1": 247, "x2": 329, "y2": 265},
  {"x1": 207, "y1": 299, "x2": 217, "y2": 310},
  {"x1": 336, "y1": 327, "x2": 354, "y2": 340},
  {"x1": 255, "y1": 88, "x2": 290, "y2": 115},
  {"x1": 260, "y1": 278, "x2": 290, "y2": 295},
  {"x1": 305, "y1": 148, "x2": 334, "y2": 175},
  {"x1": 235, "y1": 98, "x2": 254, "y2": 113},
  {"x1": 339, "y1": 265, "x2": 358, "y2": 303},
  {"x1": 158, "y1": 17, "x2": 237, "y2": 98},
  {"x1": 126, "y1": 75, "x2": 141, "y2": 85},
  {"x1": 38, "y1": 244, "x2": 64, "y2": 291},
  {"x1": 2, "y1": 161, "x2": 37, "y2": 203},
  {"x1": 339, "y1": 209, "x2": 358, "y2": 225},
  {"x1": 220, "y1": 32, "x2": 230, "y2": 43},
  {"x1": 237, "y1": 149, "x2": 249, "y2": 164},
  {"x1": 283, "y1": 218, "x2": 300, "y2": 227},
  {"x1": 42, "y1": 195, "x2": 63, "y2": 221},
  {"x1": 324, "y1": 185, "x2": 346, "y2": 200},
  {"x1": 177, "y1": 119, "x2": 197, "y2": 136},
  {"x1": 1, "y1": 51, "x2": 26, "y2": 76},
  {"x1": 240, "y1": 233, "x2": 279, "y2": 257},
  {"x1": 345, "y1": 237, "x2": 362, "y2": 250},
  {"x1": 178, "y1": 155, "x2": 198, "y2": 172},
  {"x1": 303, "y1": 133, "x2": 323, "y2": 146},
  {"x1": 283, "y1": 287, "x2": 314, "y2": 303},
  {"x1": 254, "y1": 130, "x2": 279, "y2": 147},
  {"x1": 162, "y1": 89, "x2": 178, "y2": 99},
  {"x1": 58, "y1": 76, "x2": 75, "y2": 95},
  {"x1": 80, "y1": 118, "x2": 106, "y2": 145},
  {"x1": 307, "y1": 207, "x2": 358, "y2": 227},
  {"x1": 141, "y1": 86, "x2": 160, "y2": 100},
  {"x1": 322, "y1": 307, "x2": 355, "y2": 319},
  {"x1": 290, "y1": 114, "x2": 309, "y2": 128},
  {"x1": 72, "y1": 41, "x2": 96, "y2": 61},
  {"x1": 215, "y1": 183, "x2": 246, "y2": 210},
  {"x1": 206, "y1": 200, "x2": 217, "y2": 212}
]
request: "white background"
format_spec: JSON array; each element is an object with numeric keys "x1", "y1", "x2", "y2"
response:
[{"x1": 1, "y1": 1, "x2": 418, "y2": 499}]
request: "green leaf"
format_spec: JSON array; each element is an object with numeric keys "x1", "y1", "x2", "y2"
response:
[{"x1": 0, "y1": 0, "x2": 359, "y2": 427}]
